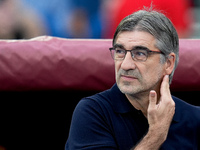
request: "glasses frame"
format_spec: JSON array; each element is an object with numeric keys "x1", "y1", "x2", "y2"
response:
[{"x1": 109, "y1": 47, "x2": 165, "y2": 62}]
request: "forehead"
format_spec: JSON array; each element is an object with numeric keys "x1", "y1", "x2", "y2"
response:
[{"x1": 115, "y1": 31, "x2": 156, "y2": 49}]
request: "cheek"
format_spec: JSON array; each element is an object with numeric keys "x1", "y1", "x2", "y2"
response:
[
  {"x1": 115, "y1": 62, "x2": 120, "y2": 79},
  {"x1": 114, "y1": 61, "x2": 121, "y2": 72},
  {"x1": 144, "y1": 64, "x2": 165, "y2": 81}
]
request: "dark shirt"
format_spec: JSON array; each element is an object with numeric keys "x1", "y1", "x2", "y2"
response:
[{"x1": 65, "y1": 84, "x2": 200, "y2": 150}]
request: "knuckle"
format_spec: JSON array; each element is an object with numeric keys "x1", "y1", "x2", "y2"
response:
[
  {"x1": 148, "y1": 107, "x2": 156, "y2": 115},
  {"x1": 165, "y1": 98, "x2": 175, "y2": 106},
  {"x1": 172, "y1": 101, "x2": 175, "y2": 107}
]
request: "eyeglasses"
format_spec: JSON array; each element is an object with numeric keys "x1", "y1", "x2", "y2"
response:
[{"x1": 109, "y1": 46, "x2": 165, "y2": 62}]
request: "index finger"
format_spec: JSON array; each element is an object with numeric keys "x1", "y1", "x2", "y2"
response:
[{"x1": 160, "y1": 75, "x2": 170, "y2": 97}]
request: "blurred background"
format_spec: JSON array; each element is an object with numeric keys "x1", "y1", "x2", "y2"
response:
[
  {"x1": 0, "y1": 0, "x2": 200, "y2": 149},
  {"x1": 0, "y1": 0, "x2": 200, "y2": 40}
]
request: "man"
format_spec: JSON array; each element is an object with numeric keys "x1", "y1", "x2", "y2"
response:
[{"x1": 65, "y1": 7, "x2": 200, "y2": 149}]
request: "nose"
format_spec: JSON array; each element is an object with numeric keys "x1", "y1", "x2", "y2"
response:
[{"x1": 120, "y1": 51, "x2": 136, "y2": 70}]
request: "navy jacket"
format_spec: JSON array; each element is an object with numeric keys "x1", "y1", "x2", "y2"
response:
[{"x1": 66, "y1": 84, "x2": 200, "y2": 150}]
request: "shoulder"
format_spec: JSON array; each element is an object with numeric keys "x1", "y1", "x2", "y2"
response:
[
  {"x1": 74, "y1": 88, "x2": 113, "y2": 116},
  {"x1": 173, "y1": 96, "x2": 200, "y2": 112},
  {"x1": 66, "y1": 88, "x2": 118, "y2": 149},
  {"x1": 69, "y1": 89, "x2": 114, "y2": 135},
  {"x1": 172, "y1": 96, "x2": 200, "y2": 123}
]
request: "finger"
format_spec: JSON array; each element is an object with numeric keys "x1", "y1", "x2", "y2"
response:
[
  {"x1": 149, "y1": 90, "x2": 157, "y2": 107},
  {"x1": 160, "y1": 75, "x2": 170, "y2": 96}
]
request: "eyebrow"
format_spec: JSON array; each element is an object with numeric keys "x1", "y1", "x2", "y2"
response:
[
  {"x1": 113, "y1": 43, "x2": 124, "y2": 49},
  {"x1": 114, "y1": 43, "x2": 149, "y2": 50}
]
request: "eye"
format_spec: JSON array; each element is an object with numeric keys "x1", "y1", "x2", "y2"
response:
[
  {"x1": 115, "y1": 49, "x2": 125, "y2": 54},
  {"x1": 114, "y1": 49, "x2": 125, "y2": 59},
  {"x1": 134, "y1": 50, "x2": 147, "y2": 56}
]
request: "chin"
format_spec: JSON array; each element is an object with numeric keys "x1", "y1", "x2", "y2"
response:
[
  {"x1": 117, "y1": 82, "x2": 137, "y2": 95},
  {"x1": 117, "y1": 81, "x2": 150, "y2": 97}
]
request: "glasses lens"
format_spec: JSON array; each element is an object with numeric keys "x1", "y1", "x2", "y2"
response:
[
  {"x1": 132, "y1": 50, "x2": 148, "y2": 61},
  {"x1": 110, "y1": 48, "x2": 149, "y2": 61},
  {"x1": 115, "y1": 49, "x2": 126, "y2": 59}
]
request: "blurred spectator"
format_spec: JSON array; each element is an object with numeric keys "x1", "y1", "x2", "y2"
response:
[
  {"x1": 16, "y1": 0, "x2": 197, "y2": 39},
  {"x1": 191, "y1": 0, "x2": 200, "y2": 38},
  {"x1": 22, "y1": 0, "x2": 107, "y2": 39},
  {"x1": 67, "y1": 0, "x2": 102, "y2": 38},
  {"x1": 193, "y1": 0, "x2": 200, "y2": 7},
  {"x1": 0, "y1": 0, "x2": 47, "y2": 39},
  {"x1": 21, "y1": 0, "x2": 70, "y2": 38},
  {"x1": 106, "y1": 0, "x2": 194, "y2": 38}
]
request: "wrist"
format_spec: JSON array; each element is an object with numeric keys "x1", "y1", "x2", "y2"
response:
[{"x1": 148, "y1": 125, "x2": 168, "y2": 143}]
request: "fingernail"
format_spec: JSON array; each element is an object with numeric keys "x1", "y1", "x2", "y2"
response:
[{"x1": 150, "y1": 90, "x2": 156, "y2": 97}]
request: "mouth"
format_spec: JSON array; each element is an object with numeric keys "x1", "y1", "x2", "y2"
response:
[{"x1": 120, "y1": 75, "x2": 137, "y2": 81}]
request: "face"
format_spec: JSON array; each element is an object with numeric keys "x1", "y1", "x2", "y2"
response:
[{"x1": 115, "y1": 31, "x2": 166, "y2": 96}]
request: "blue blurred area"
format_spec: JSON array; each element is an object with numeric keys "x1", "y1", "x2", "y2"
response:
[
  {"x1": 1, "y1": 0, "x2": 200, "y2": 39},
  {"x1": 21, "y1": 0, "x2": 72, "y2": 38},
  {"x1": 21, "y1": 0, "x2": 103, "y2": 38},
  {"x1": 70, "y1": 0, "x2": 102, "y2": 38}
]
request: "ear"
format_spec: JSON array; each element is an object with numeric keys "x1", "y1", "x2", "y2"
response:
[{"x1": 165, "y1": 52, "x2": 176, "y2": 75}]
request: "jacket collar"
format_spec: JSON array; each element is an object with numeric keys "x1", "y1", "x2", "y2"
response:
[
  {"x1": 109, "y1": 83, "x2": 180, "y2": 122},
  {"x1": 110, "y1": 84, "x2": 140, "y2": 114}
]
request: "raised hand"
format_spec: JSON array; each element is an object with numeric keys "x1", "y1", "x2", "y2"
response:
[
  {"x1": 148, "y1": 75, "x2": 175, "y2": 141},
  {"x1": 133, "y1": 75, "x2": 176, "y2": 150}
]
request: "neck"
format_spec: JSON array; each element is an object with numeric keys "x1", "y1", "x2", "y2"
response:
[
  {"x1": 126, "y1": 90, "x2": 160, "y2": 117},
  {"x1": 126, "y1": 93, "x2": 149, "y2": 117}
]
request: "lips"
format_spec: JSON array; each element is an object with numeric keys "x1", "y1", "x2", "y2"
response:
[
  {"x1": 117, "y1": 69, "x2": 140, "y2": 82},
  {"x1": 120, "y1": 75, "x2": 137, "y2": 80}
]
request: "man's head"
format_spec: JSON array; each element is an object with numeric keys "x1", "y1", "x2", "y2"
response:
[{"x1": 110, "y1": 8, "x2": 179, "y2": 96}]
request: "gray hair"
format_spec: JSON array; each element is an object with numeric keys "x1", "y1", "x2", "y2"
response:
[{"x1": 112, "y1": 8, "x2": 179, "y2": 84}]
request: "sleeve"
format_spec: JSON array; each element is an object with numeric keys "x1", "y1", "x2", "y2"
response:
[{"x1": 65, "y1": 98, "x2": 117, "y2": 150}]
